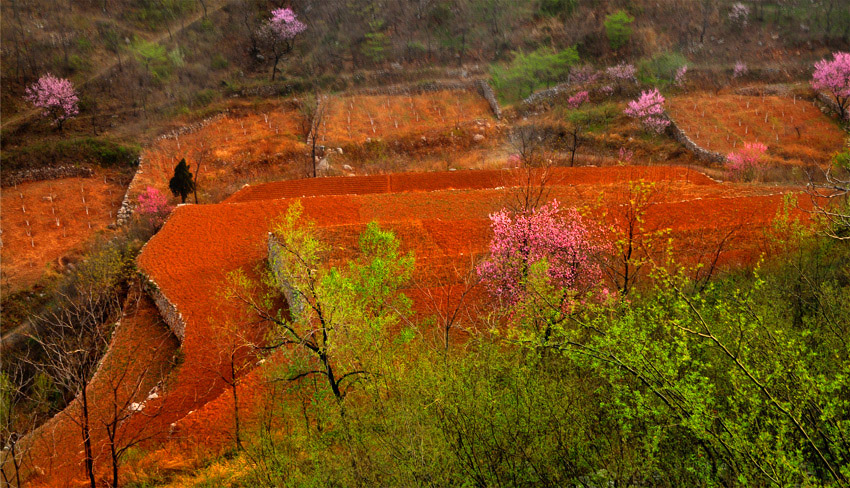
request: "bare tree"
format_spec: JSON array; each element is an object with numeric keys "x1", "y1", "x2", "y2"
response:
[
  {"x1": 504, "y1": 124, "x2": 555, "y2": 213},
  {"x1": 415, "y1": 257, "x2": 481, "y2": 352},
  {"x1": 0, "y1": 361, "x2": 40, "y2": 488},
  {"x1": 300, "y1": 93, "x2": 327, "y2": 178},
  {"x1": 806, "y1": 166, "x2": 850, "y2": 240},
  {"x1": 28, "y1": 286, "x2": 122, "y2": 488}
]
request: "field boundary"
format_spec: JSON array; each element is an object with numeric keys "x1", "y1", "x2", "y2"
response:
[
  {"x1": 666, "y1": 115, "x2": 727, "y2": 164},
  {"x1": 1, "y1": 165, "x2": 94, "y2": 188}
]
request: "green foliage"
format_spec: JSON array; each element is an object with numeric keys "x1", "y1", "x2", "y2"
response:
[
  {"x1": 490, "y1": 46, "x2": 580, "y2": 103},
  {"x1": 638, "y1": 51, "x2": 688, "y2": 86},
  {"x1": 564, "y1": 101, "x2": 620, "y2": 132},
  {"x1": 210, "y1": 53, "x2": 229, "y2": 70},
  {"x1": 362, "y1": 20, "x2": 390, "y2": 63},
  {"x1": 131, "y1": 39, "x2": 173, "y2": 83},
  {"x1": 232, "y1": 233, "x2": 850, "y2": 487},
  {"x1": 538, "y1": 0, "x2": 577, "y2": 18},
  {"x1": 0, "y1": 137, "x2": 140, "y2": 173},
  {"x1": 604, "y1": 10, "x2": 635, "y2": 51}
]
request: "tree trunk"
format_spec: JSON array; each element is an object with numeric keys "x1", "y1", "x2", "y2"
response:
[
  {"x1": 231, "y1": 353, "x2": 243, "y2": 451},
  {"x1": 193, "y1": 162, "x2": 201, "y2": 204},
  {"x1": 81, "y1": 385, "x2": 97, "y2": 488}
]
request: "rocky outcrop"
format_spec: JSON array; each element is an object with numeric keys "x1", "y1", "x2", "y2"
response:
[
  {"x1": 2, "y1": 165, "x2": 93, "y2": 187},
  {"x1": 666, "y1": 116, "x2": 727, "y2": 164},
  {"x1": 520, "y1": 82, "x2": 571, "y2": 107}
]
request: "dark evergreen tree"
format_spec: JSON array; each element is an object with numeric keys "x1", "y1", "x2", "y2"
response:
[{"x1": 169, "y1": 158, "x2": 195, "y2": 203}]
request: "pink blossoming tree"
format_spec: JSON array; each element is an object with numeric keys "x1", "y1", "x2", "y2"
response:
[
  {"x1": 137, "y1": 186, "x2": 173, "y2": 227},
  {"x1": 674, "y1": 65, "x2": 688, "y2": 87},
  {"x1": 811, "y1": 51, "x2": 850, "y2": 120},
  {"x1": 259, "y1": 8, "x2": 307, "y2": 81},
  {"x1": 477, "y1": 200, "x2": 604, "y2": 306},
  {"x1": 726, "y1": 142, "x2": 767, "y2": 181},
  {"x1": 733, "y1": 61, "x2": 748, "y2": 79},
  {"x1": 624, "y1": 88, "x2": 670, "y2": 134},
  {"x1": 25, "y1": 74, "x2": 79, "y2": 130},
  {"x1": 567, "y1": 90, "x2": 589, "y2": 108}
]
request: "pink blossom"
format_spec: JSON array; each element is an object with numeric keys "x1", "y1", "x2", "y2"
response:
[
  {"x1": 267, "y1": 8, "x2": 306, "y2": 40},
  {"x1": 600, "y1": 84, "x2": 615, "y2": 96},
  {"x1": 137, "y1": 186, "x2": 173, "y2": 227},
  {"x1": 571, "y1": 65, "x2": 599, "y2": 85},
  {"x1": 812, "y1": 51, "x2": 850, "y2": 119},
  {"x1": 505, "y1": 154, "x2": 522, "y2": 169},
  {"x1": 624, "y1": 89, "x2": 670, "y2": 134},
  {"x1": 477, "y1": 200, "x2": 604, "y2": 305},
  {"x1": 674, "y1": 65, "x2": 688, "y2": 87},
  {"x1": 733, "y1": 61, "x2": 748, "y2": 78},
  {"x1": 618, "y1": 147, "x2": 634, "y2": 164},
  {"x1": 729, "y1": 3, "x2": 750, "y2": 26},
  {"x1": 567, "y1": 91, "x2": 589, "y2": 108},
  {"x1": 25, "y1": 74, "x2": 79, "y2": 129},
  {"x1": 726, "y1": 142, "x2": 767, "y2": 181},
  {"x1": 606, "y1": 63, "x2": 637, "y2": 83}
]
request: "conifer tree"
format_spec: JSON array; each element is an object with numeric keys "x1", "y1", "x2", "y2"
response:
[{"x1": 169, "y1": 158, "x2": 195, "y2": 203}]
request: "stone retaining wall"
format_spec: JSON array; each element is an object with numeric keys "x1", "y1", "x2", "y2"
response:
[
  {"x1": 2, "y1": 165, "x2": 94, "y2": 187},
  {"x1": 141, "y1": 273, "x2": 187, "y2": 342},
  {"x1": 475, "y1": 79, "x2": 502, "y2": 120},
  {"x1": 666, "y1": 115, "x2": 727, "y2": 164},
  {"x1": 267, "y1": 233, "x2": 305, "y2": 320}
]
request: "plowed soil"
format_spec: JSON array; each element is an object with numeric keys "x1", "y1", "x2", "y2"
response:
[
  {"x1": 1, "y1": 174, "x2": 124, "y2": 292},
  {"x1": 667, "y1": 93, "x2": 845, "y2": 165},
  {"x1": 321, "y1": 90, "x2": 494, "y2": 145}
]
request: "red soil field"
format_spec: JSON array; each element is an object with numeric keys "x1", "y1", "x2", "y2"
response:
[
  {"x1": 667, "y1": 93, "x2": 845, "y2": 165},
  {"x1": 19, "y1": 167, "x2": 812, "y2": 486},
  {"x1": 320, "y1": 90, "x2": 494, "y2": 146},
  {"x1": 132, "y1": 104, "x2": 307, "y2": 204},
  {"x1": 21, "y1": 289, "x2": 179, "y2": 488},
  {"x1": 225, "y1": 165, "x2": 716, "y2": 203},
  {"x1": 0, "y1": 174, "x2": 124, "y2": 293}
]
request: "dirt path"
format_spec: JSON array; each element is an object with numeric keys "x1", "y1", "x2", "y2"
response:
[{"x1": 0, "y1": 0, "x2": 229, "y2": 131}]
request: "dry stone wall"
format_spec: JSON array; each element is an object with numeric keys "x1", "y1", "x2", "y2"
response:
[
  {"x1": 666, "y1": 115, "x2": 727, "y2": 164},
  {"x1": 267, "y1": 233, "x2": 305, "y2": 320},
  {"x1": 141, "y1": 273, "x2": 187, "y2": 342},
  {"x1": 2, "y1": 165, "x2": 94, "y2": 187}
]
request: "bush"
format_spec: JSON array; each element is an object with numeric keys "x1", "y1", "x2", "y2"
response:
[
  {"x1": 539, "y1": 0, "x2": 577, "y2": 18},
  {"x1": 637, "y1": 51, "x2": 688, "y2": 86},
  {"x1": 490, "y1": 46, "x2": 580, "y2": 103},
  {"x1": 604, "y1": 10, "x2": 634, "y2": 51},
  {"x1": 1, "y1": 137, "x2": 141, "y2": 172}
]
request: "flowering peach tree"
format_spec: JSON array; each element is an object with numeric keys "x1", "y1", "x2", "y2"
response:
[
  {"x1": 812, "y1": 51, "x2": 850, "y2": 120},
  {"x1": 260, "y1": 8, "x2": 307, "y2": 80},
  {"x1": 624, "y1": 88, "x2": 669, "y2": 134},
  {"x1": 477, "y1": 200, "x2": 604, "y2": 307},
  {"x1": 726, "y1": 142, "x2": 767, "y2": 181},
  {"x1": 567, "y1": 90, "x2": 589, "y2": 108},
  {"x1": 25, "y1": 74, "x2": 79, "y2": 129},
  {"x1": 137, "y1": 186, "x2": 173, "y2": 227}
]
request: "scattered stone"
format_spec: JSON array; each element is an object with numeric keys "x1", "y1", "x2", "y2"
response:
[
  {"x1": 473, "y1": 134, "x2": 485, "y2": 142},
  {"x1": 343, "y1": 164, "x2": 354, "y2": 172},
  {"x1": 337, "y1": 147, "x2": 344, "y2": 154}
]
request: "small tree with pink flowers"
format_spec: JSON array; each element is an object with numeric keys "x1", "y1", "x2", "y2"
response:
[
  {"x1": 25, "y1": 74, "x2": 79, "y2": 130},
  {"x1": 137, "y1": 186, "x2": 173, "y2": 228},
  {"x1": 624, "y1": 88, "x2": 670, "y2": 134},
  {"x1": 259, "y1": 8, "x2": 307, "y2": 81},
  {"x1": 726, "y1": 142, "x2": 767, "y2": 181},
  {"x1": 477, "y1": 200, "x2": 604, "y2": 309},
  {"x1": 812, "y1": 51, "x2": 850, "y2": 120},
  {"x1": 567, "y1": 90, "x2": 589, "y2": 108}
]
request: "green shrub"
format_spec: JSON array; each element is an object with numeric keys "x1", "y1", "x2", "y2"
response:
[
  {"x1": 638, "y1": 51, "x2": 688, "y2": 85},
  {"x1": 539, "y1": 0, "x2": 577, "y2": 17},
  {"x1": 490, "y1": 46, "x2": 580, "y2": 103},
  {"x1": 1, "y1": 138, "x2": 140, "y2": 173},
  {"x1": 604, "y1": 10, "x2": 634, "y2": 50},
  {"x1": 210, "y1": 53, "x2": 229, "y2": 70}
]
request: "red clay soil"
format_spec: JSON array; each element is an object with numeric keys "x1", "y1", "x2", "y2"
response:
[
  {"x1": 321, "y1": 90, "x2": 494, "y2": 146},
  {"x1": 20, "y1": 288, "x2": 179, "y2": 488},
  {"x1": 667, "y1": 93, "x2": 845, "y2": 165},
  {"x1": 224, "y1": 166, "x2": 717, "y2": 203},
  {"x1": 21, "y1": 166, "x2": 810, "y2": 486},
  {"x1": 0, "y1": 175, "x2": 125, "y2": 293}
]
